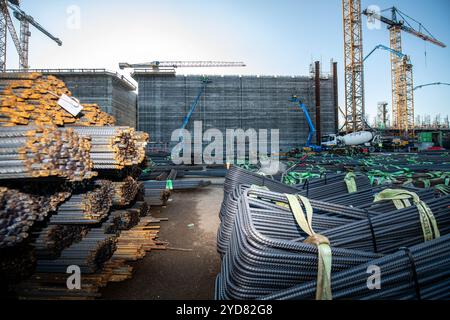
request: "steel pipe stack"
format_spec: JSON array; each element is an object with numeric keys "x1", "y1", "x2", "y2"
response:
[
  {"x1": 0, "y1": 126, "x2": 96, "y2": 181},
  {"x1": 49, "y1": 180, "x2": 113, "y2": 224},
  {"x1": 71, "y1": 127, "x2": 148, "y2": 170}
]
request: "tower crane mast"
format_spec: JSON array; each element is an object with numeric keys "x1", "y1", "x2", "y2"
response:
[
  {"x1": 341, "y1": 0, "x2": 366, "y2": 133},
  {"x1": 363, "y1": 7, "x2": 446, "y2": 136},
  {"x1": 0, "y1": 0, "x2": 62, "y2": 70}
]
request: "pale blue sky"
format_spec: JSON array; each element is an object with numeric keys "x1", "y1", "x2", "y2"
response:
[{"x1": 5, "y1": 0, "x2": 449, "y2": 122}]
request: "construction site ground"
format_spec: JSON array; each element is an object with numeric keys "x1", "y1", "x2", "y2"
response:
[{"x1": 101, "y1": 181, "x2": 223, "y2": 300}]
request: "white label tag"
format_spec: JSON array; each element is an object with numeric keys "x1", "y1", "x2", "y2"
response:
[{"x1": 58, "y1": 94, "x2": 83, "y2": 117}]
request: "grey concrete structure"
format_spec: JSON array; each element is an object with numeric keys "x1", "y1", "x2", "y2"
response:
[
  {"x1": 31, "y1": 69, "x2": 138, "y2": 128},
  {"x1": 134, "y1": 63, "x2": 338, "y2": 153}
]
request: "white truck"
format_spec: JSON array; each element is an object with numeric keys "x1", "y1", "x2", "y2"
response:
[{"x1": 321, "y1": 131, "x2": 382, "y2": 152}]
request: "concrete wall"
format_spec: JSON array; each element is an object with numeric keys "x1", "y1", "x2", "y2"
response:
[{"x1": 134, "y1": 72, "x2": 337, "y2": 152}]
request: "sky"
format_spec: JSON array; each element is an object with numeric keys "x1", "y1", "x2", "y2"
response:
[{"x1": 5, "y1": 0, "x2": 450, "y2": 123}]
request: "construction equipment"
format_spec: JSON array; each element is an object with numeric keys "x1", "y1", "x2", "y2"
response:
[
  {"x1": 321, "y1": 131, "x2": 381, "y2": 152},
  {"x1": 341, "y1": 0, "x2": 366, "y2": 133},
  {"x1": 364, "y1": 44, "x2": 406, "y2": 62},
  {"x1": 290, "y1": 96, "x2": 321, "y2": 152},
  {"x1": 414, "y1": 82, "x2": 450, "y2": 91},
  {"x1": 181, "y1": 77, "x2": 211, "y2": 131},
  {"x1": 119, "y1": 61, "x2": 246, "y2": 71},
  {"x1": 363, "y1": 7, "x2": 446, "y2": 136},
  {"x1": 0, "y1": 1, "x2": 62, "y2": 70}
]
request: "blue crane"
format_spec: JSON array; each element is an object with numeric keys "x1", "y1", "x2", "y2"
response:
[
  {"x1": 364, "y1": 44, "x2": 407, "y2": 62},
  {"x1": 290, "y1": 96, "x2": 321, "y2": 152},
  {"x1": 180, "y1": 77, "x2": 212, "y2": 131}
]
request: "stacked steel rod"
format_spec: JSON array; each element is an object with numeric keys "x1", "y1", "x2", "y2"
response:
[
  {"x1": 215, "y1": 167, "x2": 450, "y2": 300},
  {"x1": 263, "y1": 234, "x2": 450, "y2": 300},
  {"x1": 34, "y1": 225, "x2": 89, "y2": 259},
  {"x1": 71, "y1": 127, "x2": 148, "y2": 170},
  {"x1": 111, "y1": 176, "x2": 139, "y2": 206},
  {"x1": 0, "y1": 73, "x2": 115, "y2": 127},
  {"x1": 0, "y1": 186, "x2": 70, "y2": 247},
  {"x1": 0, "y1": 126, "x2": 96, "y2": 181},
  {"x1": 36, "y1": 228, "x2": 117, "y2": 274},
  {"x1": 49, "y1": 180, "x2": 113, "y2": 224},
  {"x1": 0, "y1": 73, "x2": 162, "y2": 299}
]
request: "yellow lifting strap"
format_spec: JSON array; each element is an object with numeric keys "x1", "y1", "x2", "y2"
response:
[
  {"x1": 285, "y1": 194, "x2": 332, "y2": 300},
  {"x1": 374, "y1": 189, "x2": 440, "y2": 242},
  {"x1": 344, "y1": 172, "x2": 358, "y2": 194}
]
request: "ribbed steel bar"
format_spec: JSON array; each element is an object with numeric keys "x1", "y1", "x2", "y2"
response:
[
  {"x1": 0, "y1": 73, "x2": 115, "y2": 127},
  {"x1": 0, "y1": 126, "x2": 96, "y2": 181},
  {"x1": 262, "y1": 234, "x2": 450, "y2": 300}
]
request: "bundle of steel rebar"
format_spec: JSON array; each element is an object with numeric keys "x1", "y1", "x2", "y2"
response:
[
  {"x1": 34, "y1": 225, "x2": 89, "y2": 259},
  {"x1": 217, "y1": 185, "x2": 369, "y2": 257},
  {"x1": 49, "y1": 180, "x2": 113, "y2": 224},
  {"x1": 215, "y1": 188, "x2": 380, "y2": 300},
  {"x1": 262, "y1": 234, "x2": 450, "y2": 300},
  {"x1": 215, "y1": 187, "x2": 450, "y2": 299},
  {"x1": 223, "y1": 166, "x2": 372, "y2": 202},
  {"x1": 112, "y1": 216, "x2": 165, "y2": 261},
  {"x1": 71, "y1": 127, "x2": 148, "y2": 170},
  {"x1": 0, "y1": 73, "x2": 115, "y2": 127},
  {"x1": 132, "y1": 201, "x2": 151, "y2": 217},
  {"x1": 111, "y1": 176, "x2": 139, "y2": 206},
  {"x1": 0, "y1": 126, "x2": 96, "y2": 181},
  {"x1": 0, "y1": 186, "x2": 70, "y2": 248},
  {"x1": 145, "y1": 189, "x2": 171, "y2": 206},
  {"x1": 143, "y1": 179, "x2": 212, "y2": 191},
  {"x1": 111, "y1": 208, "x2": 140, "y2": 231},
  {"x1": 36, "y1": 228, "x2": 117, "y2": 274},
  {"x1": 0, "y1": 245, "x2": 36, "y2": 286}
]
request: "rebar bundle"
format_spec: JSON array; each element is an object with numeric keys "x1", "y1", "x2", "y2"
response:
[
  {"x1": 0, "y1": 186, "x2": 70, "y2": 248},
  {"x1": 109, "y1": 208, "x2": 140, "y2": 231},
  {"x1": 112, "y1": 176, "x2": 139, "y2": 206},
  {"x1": 143, "y1": 179, "x2": 212, "y2": 190},
  {"x1": 145, "y1": 189, "x2": 171, "y2": 206},
  {"x1": 0, "y1": 73, "x2": 115, "y2": 127},
  {"x1": 263, "y1": 234, "x2": 450, "y2": 300},
  {"x1": 71, "y1": 127, "x2": 148, "y2": 170},
  {"x1": 0, "y1": 245, "x2": 36, "y2": 286},
  {"x1": 36, "y1": 228, "x2": 117, "y2": 274},
  {"x1": 215, "y1": 183, "x2": 450, "y2": 300},
  {"x1": 132, "y1": 201, "x2": 151, "y2": 217},
  {"x1": 215, "y1": 188, "x2": 380, "y2": 300},
  {"x1": 48, "y1": 180, "x2": 113, "y2": 224},
  {"x1": 0, "y1": 126, "x2": 96, "y2": 181},
  {"x1": 34, "y1": 225, "x2": 89, "y2": 259}
]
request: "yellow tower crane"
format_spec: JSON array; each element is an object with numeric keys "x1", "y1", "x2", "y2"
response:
[
  {"x1": 341, "y1": 0, "x2": 366, "y2": 133},
  {"x1": 363, "y1": 7, "x2": 446, "y2": 137}
]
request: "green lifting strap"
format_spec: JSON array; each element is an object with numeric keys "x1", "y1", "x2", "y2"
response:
[
  {"x1": 344, "y1": 172, "x2": 357, "y2": 193},
  {"x1": 374, "y1": 189, "x2": 440, "y2": 242},
  {"x1": 285, "y1": 194, "x2": 332, "y2": 300},
  {"x1": 165, "y1": 180, "x2": 173, "y2": 190}
]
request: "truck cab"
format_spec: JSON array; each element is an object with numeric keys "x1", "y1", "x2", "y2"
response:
[{"x1": 321, "y1": 134, "x2": 338, "y2": 147}]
